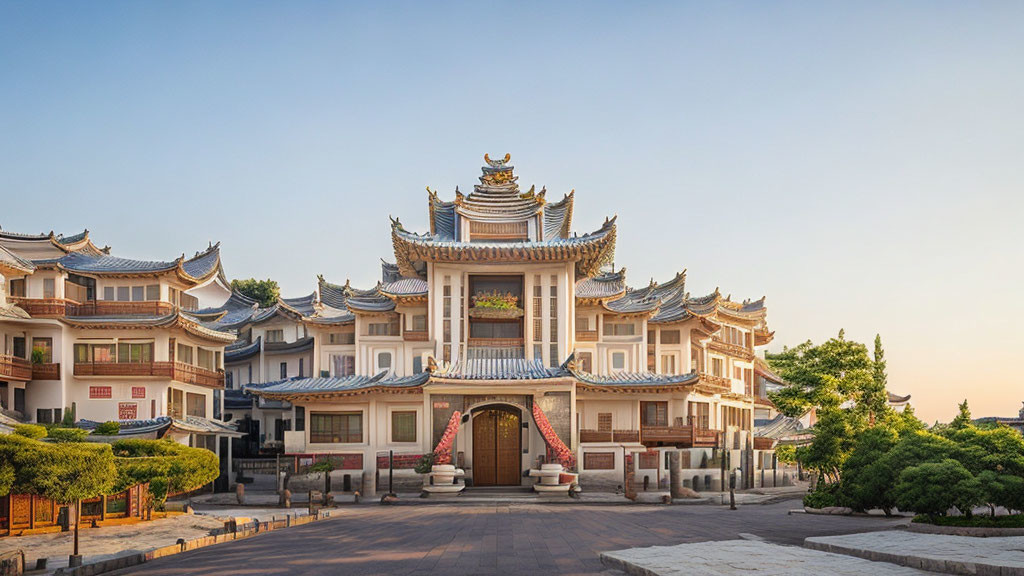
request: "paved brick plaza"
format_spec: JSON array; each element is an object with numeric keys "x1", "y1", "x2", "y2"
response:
[{"x1": 106, "y1": 501, "x2": 908, "y2": 576}]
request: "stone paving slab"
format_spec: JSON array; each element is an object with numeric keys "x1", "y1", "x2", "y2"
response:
[
  {"x1": 601, "y1": 539, "x2": 933, "y2": 575},
  {"x1": 805, "y1": 531, "x2": 1024, "y2": 575}
]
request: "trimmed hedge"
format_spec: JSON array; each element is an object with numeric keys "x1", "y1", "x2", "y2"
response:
[
  {"x1": 0, "y1": 435, "x2": 219, "y2": 509},
  {"x1": 47, "y1": 427, "x2": 89, "y2": 443},
  {"x1": 111, "y1": 439, "x2": 219, "y2": 507},
  {"x1": 914, "y1": 514, "x2": 1024, "y2": 528},
  {"x1": 13, "y1": 424, "x2": 47, "y2": 439}
]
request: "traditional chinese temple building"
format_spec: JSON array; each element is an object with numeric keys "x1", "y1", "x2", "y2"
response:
[
  {"x1": 235, "y1": 155, "x2": 786, "y2": 492},
  {"x1": 0, "y1": 229, "x2": 240, "y2": 468}
]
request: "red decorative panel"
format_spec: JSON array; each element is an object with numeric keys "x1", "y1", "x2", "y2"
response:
[
  {"x1": 584, "y1": 452, "x2": 615, "y2": 470},
  {"x1": 118, "y1": 402, "x2": 138, "y2": 420},
  {"x1": 132, "y1": 386, "x2": 146, "y2": 399},
  {"x1": 89, "y1": 386, "x2": 112, "y2": 399},
  {"x1": 376, "y1": 453, "x2": 423, "y2": 470}
]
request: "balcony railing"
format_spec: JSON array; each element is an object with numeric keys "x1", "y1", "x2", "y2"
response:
[
  {"x1": 466, "y1": 338, "x2": 525, "y2": 360},
  {"x1": 0, "y1": 355, "x2": 32, "y2": 381},
  {"x1": 10, "y1": 298, "x2": 177, "y2": 318},
  {"x1": 403, "y1": 330, "x2": 429, "y2": 342},
  {"x1": 641, "y1": 424, "x2": 721, "y2": 448},
  {"x1": 579, "y1": 429, "x2": 641, "y2": 443},
  {"x1": 74, "y1": 361, "x2": 224, "y2": 388},
  {"x1": 575, "y1": 330, "x2": 599, "y2": 342},
  {"x1": 31, "y1": 363, "x2": 60, "y2": 381},
  {"x1": 9, "y1": 297, "x2": 75, "y2": 317},
  {"x1": 708, "y1": 340, "x2": 754, "y2": 360}
]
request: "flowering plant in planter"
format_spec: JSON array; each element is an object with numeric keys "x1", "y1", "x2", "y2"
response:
[
  {"x1": 432, "y1": 411, "x2": 462, "y2": 465},
  {"x1": 471, "y1": 290, "x2": 519, "y2": 310},
  {"x1": 532, "y1": 403, "x2": 576, "y2": 469}
]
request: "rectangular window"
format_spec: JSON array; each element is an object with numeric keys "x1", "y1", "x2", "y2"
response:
[
  {"x1": 32, "y1": 338, "x2": 53, "y2": 363},
  {"x1": 9, "y1": 279, "x2": 26, "y2": 297},
  {"x1": 37, "y1": 408, "x2": 54, "y2": 424},
  {"x1": 660, "y1": 330, "x2": 680, "y2": 344},
  {"x1": 603, "y1": 322, "x2": 636, "y2": 336},
  {"x1": 117, "y1": 286, "x2": 130, "y2": 301},
  {"x1": 75, "y1": 343, "x2": 116, "y2": 363},
  {"x1": 280, "y1": 362, "x2": 287, "y2": 379},
  {"x1": 146, "y1": 284, "x2": 160, "y2": 301},
  {"x1": 413, "y1": 356, "x2": 423, "y2": 374},
  {"x1": 412, "y1": 314, "x2": 427, "y2": 332},
  {"x1": 266, "y1": 329, "x2": 284, "y2": 343},
  {"x1": 368, "y1": 318, "x2": 400, "y2": 336},
  {"x1": 328, "y1": 332, "x2": 355, "y2": 345},
  {"x1": 712, "y1": 357, "x2": 723, "y2": 377},
  {"x1": 662, "y1": 354, "x2": 676, "y2": 373},
  {"x1": 298, "y1": 358, "x2": 304, "y2": 378},
  {"x1": 185, "y1": 392, "x2": 206, "y2": 417},
  {"x1": 550, "y1": 344, "x2": 559, "y2": 367},
  {"x1": 641, "y1": 401, "x2": 668, "y2": 427},
  {"x1": 310, "y1": 412, "x2": 362, "y2": 443},
  {"x1": 391, "y1": 410, "x2": 417, "y2": 443},
  {"x1": 597, "y1": 412, "x2": 612, "y2": 432},
  {"x1": 377, "y1": 351, "x2": 392, "y2": 371},
  {"x1": 689, "y1": 402, "x2": 710, "y2": 430},
  {"x1": 576, "y1": 316, "x2": 589, "y2": 331},
  {"x1": 103, "y1": 286, "x2": 115, "y2": 301},
  {"x1": 43, "y1": 278, "x2": 55, "y2": 299},
  {"x1": 131, "y1": 286, "x2": 144, "y2": 301},
  {"x1": 611, "y1": 351, "x2": 626, "y2": 371},
  {"x1": 179, "y1": 293, "x2": 199, "y2": 311},
  {"x1": 331, "y1": 354, "x2": 355, "y2": 377},
  {"x1": 117, "y1": 342, "x2": 153, "y2": 363},
  {"x1": 584, "y1": 452, "x2": 615, "y2": 470},
  {"x1": 225, "y1": 371, "x2": 234, "y2": 389}
]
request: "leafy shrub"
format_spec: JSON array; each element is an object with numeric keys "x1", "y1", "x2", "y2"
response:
[
  {"x1": 894, "y1": 459, "x2": 982, "y2": 519},
  {"x1": 414, "y1": 453, "x2": 436, "y2": 474},
  {"x1": 840, "y1": 427, "x2": 898, "y2": 513},
  {"x1": 111, "y1": 439, "x2": 219, "y2": 507},
  {"x1": 774, "y1": 444, "x2": 797, "y2": 464},
  {"x1": 31, "y1": 347, "x2": 46, "y2": 364},
  {"x1": 94, "y1": 421, "x2": 121, "y2": 435},
  {"x1": 471, "y1": 290, "x2": 519, "y2": 310},
  {"x1": 47, "y1": 427, "x2": 89, "y2": 443},
  {"x1": 803, "y1": 482, "x2": 841, "y2": 508},
  {"x1": 14, "y1": 424, "x2": 47, "y2": 439}
]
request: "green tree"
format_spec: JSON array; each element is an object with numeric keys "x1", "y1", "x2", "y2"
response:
[
  {"x1": 894, "y1": 459, "x2": 982, "y2": 520},
  {"x1": 230, "y1": 278, "x2": 280, "y2": 308},
  {"x1": 892, "y1": 404, "x2": 927, "y2": 436},
  {"x1": 950, "y1": 399, "x2": 973, "y2": 430},
  {"x1": 840, "y1": 426, "x2": 899, "y2": 514},
  {"x1": 861, "y1": 335, "x2": 892, "y2": 426}
]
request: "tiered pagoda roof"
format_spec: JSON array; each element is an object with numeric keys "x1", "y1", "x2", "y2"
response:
[
  {"x1": 61, "y1": 310, "x2": 237, "y2": 343},
  {"x1": 393, "y1": 155, "x2": 615, "y2": 278},
  {"x1": 0, "y1": 228, "x2": 108, "y2": 262}
]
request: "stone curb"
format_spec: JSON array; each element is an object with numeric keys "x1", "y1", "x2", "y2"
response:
[
  {"x1": 51, "y1": 512, "x2": 334, "y2": 576},
  {"x1": 903, "y1": 522, "x2": 1024, "y2": 537},
  {"x1": 803, "y1": 537, "x2": 1024, "y2": 576}
]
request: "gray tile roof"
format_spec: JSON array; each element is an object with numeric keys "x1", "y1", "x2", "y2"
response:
[
  {"x1": 380, "y1": 277, "x2": 428, "y2": 297},
  {"x1": 171, "y1": 415, "x2": 243, "y2": 436},
  {"x1": 279, "y1": 293, "x2": 317, "y2": 317},
  {"x1": 575, "y1": 268, "x2": 626, "y2": 299},
  {"x1": 264, "y1": 336, "x2": 314, "y2": 355},
  {"x1": 431, "y1": 358, "x2": 568, "y2": 380},
  {"x1": 192, "y1": 291, "x2": 262, "y2": 330},
  {"x1": 79, "y1": 417, "x2": 173, "y2": 437},
  {"x1": 248, "y1": 371, "x2": 429, "y2": 396},
  {"x1": 754, "y1": 414, "x2": 804, "y2": 439},
  {"x1": 0, "y1": 245, "x2": 36, "y2": 273},
  {"x1": 381, "y1": 260, "x2": 401, "y2": 283},
  {"x1": 543, "y1": 191, "x2": 574, "y2": 241},
  {"x1": 223, "y1": 389, "x2": 253, "y2": 410},
  {"x1": 571, "y1": 368, "x2": 700, "y2": 387},
  {"x1": 225, "y1": 337, "x2": 260, "y2": 362}
]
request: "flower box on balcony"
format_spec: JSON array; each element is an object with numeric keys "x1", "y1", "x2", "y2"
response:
[{"x1": 467, "y1": 306, "x2": 525, "y2": 319}]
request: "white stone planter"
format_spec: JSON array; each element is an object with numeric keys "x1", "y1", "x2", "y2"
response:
[
  {"x1": 423, "y1": 464, "x2": 466, "y2": 495},
  {"x1": 528, "y1": 463, "x2": 575, "y2": 494}
]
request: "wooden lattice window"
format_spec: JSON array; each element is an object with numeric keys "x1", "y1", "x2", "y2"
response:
[
  {"x1": 584, "y1": 452, "x2": 615, "y2": 470},
  {"x1": 470, "y1": 220, "x2": 529, "y2": 241},
  {"x1": 597, "y1": 413, "x2": 612, "y2": 432}
]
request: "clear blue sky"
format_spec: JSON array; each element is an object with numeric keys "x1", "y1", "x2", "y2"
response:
[{"x1": 2, "y1": 2, "x2": 1022, "y2": 423}]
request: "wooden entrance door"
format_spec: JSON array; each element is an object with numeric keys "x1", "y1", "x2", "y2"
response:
[{"x1": 472, "y1": 407, "x2": 521, "y2": 486}]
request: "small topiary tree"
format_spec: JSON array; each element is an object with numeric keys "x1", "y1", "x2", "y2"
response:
[
  {"x1": 47, "y1": 428, "x2": 89, "y2": 443},
  {"x1": 94, "y1": 421, "x2": 121, "y2": 435},
  {"x1": 894, "y1": 459, "x2": 982, "y2": 521},
  {"x1": 413, "y1": 453, "x2": 436, "y2": 474},
  {"x1": 14, "y1": 424, "x2": 47, "y2": 439}
]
